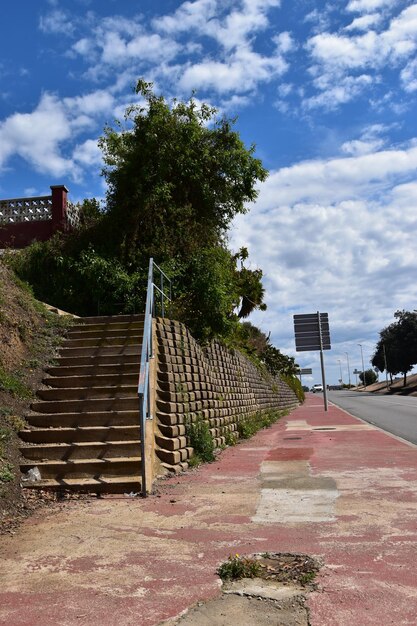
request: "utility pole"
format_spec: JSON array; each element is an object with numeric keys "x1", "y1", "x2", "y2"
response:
[
  {"x1": 358, "y1": 343, "x2": 366, "y2": 390},
  {"x1": 338, "y1": 359, "x2": 343, "y2": 385},
  {"x1": 345, "y1": 352, "x2": 351, "y2": 388}
]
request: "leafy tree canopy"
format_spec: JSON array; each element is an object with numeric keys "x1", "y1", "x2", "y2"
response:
[
  {"x1": 359, "y1": 369, "x2": 377, "y2": 385},
  {"x1": 372, "y1": 310, "x2": 417, "y2": 386},
  {"x1": 99, "y1": 79, "x2": 268, "y2": 265}
]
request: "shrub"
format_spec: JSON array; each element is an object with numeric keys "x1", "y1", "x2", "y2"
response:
[{"x1": 282, "y1": 375, "x2": 305, "y2": 403}]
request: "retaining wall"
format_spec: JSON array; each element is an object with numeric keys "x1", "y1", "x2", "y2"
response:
[{"x1": 155, "y1": 317, "x2": 298, "y2": 471}]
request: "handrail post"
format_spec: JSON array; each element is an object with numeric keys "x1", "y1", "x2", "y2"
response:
[{"x1": 137, "y1": 258, "x2": 173, "y2": 497}]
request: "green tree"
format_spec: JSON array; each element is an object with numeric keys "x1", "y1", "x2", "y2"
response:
[
  {"x1": 372, "y1": 310, "x2": 417, "y2": 386},
  {"x1": 11, "y1": 80, "x2": 269, "y2": 341},
  {"x1": 359, "y1": 369, "x2": 377, "y2": 385},
  {"x1": 99, "y1": 79, "x2": 268, "y2": 266}
]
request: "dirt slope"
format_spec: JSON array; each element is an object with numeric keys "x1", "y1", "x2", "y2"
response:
[{"x1": 0, "y1": 261, "x2": 74, "y2": 534}]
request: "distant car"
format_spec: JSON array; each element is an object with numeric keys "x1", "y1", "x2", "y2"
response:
[{"x1": 311, "y1": 384, "x2": 323, "y2": 393}]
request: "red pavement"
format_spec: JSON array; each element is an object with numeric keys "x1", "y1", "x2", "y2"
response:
[{"x1": 1, "y1": 395, "x2": 417, "y2": 625}]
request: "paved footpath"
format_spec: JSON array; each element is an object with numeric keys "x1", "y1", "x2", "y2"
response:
[{"x1": 1, "y1": 396, "x2": 417, "y2": 625}]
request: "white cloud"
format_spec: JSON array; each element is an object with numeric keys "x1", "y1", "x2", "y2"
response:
[
  {"x1": 347, "y1": 0, "x2": 399, "y2": 13},
  {"x1": 0, "y1": 88, "x2": 116, "y2": 179},
  {"x1": 309, "y1": 5, "x2": 417, "y2": 70},
  {"x1": 0, "y1": 93, "x2": 75, "y2": 177},
  {"x1": 230, "y1": 142, "x2": 417, "y2": 364},
  {"x1": 155, "y1": 0, "x2": 281, "y2": 51},
  {"x1": 401, "y1": 57, "x2": 417, "y2": 91},
  {"x1": 64, "y1": 90, "x2": 115, "y2": 116},
  {"x1": 153, "y1": 0, "x2": 219, "y2": 35},
  {"x1": 304, "y1": 5, "x2": 417, "y2": 110},
  {"x1": 39, "y1": 9, "x2": 75, "y2": 36},
  {"x1": 73, "y1": 138, "x2": 102, "y2": 167},
  {"x1": 255, "y1": 143, "x2": 417, "y2": 207},
  {"x1": 305, "y1": 74, "x2": 373, "y2": 110},
  {"x1": 345, "y1": 13, "x2": 382, "y2": 32},
  {"x1": 179, "y1": 46, "x2": 287, "y2": 93},
  {"x1": 274, "y1": 32, "x2": 295, "y2": 53},
  {"x1": 72, "y1": 19, "x2": 181, "y2": 78},
  {"x1": 341, "y1": 138, "x2": 385, "y2": 155}
]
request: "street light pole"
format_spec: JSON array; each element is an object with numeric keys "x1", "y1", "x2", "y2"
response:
[
  {"x1": 345, "y1": 352, "x2": 351, "y2": 388},
  {"x1": 338, "y1": 359, "x2": 343, "y2": 385},
  {"x1": 358, "y1": 343, "x2": 366, "y2": 390}
]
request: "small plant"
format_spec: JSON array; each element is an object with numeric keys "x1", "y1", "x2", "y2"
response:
[
  {"x1": 185, "y1": 414, "x2": 215, "y2": 464},
  {"x1": 217, "y1": 554, "x2": 262, "y2": 581},
  {"x1": 0, "y1": 368, "x2": 32, "y2": 399},
  {"x1": 223, "y1": 429, "x2": 236, "y2": 446},
  {"x1": 0, "y1": 427, "x2": 12, "y2": 444},
  {"x1": 4, "y1": 414, "x2": 27, "y2": 432},
  {"x1": 299, "y1": 571, "x2": 316, "y2": 586},
  {"x1": 0, "y1": 462, "x2": 14, "y2": 483}
]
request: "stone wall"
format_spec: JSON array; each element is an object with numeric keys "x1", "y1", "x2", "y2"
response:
[{"x1": 155, "y1": 317, "x2": 298, "y2": 471}]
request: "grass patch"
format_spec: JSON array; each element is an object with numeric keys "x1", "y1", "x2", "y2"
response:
[
  {"x1": 0, "y1": 462, "x2": 14, "y2": 483},
  {"x1": 0, "y1": 368, "x2": 33, "y2": 399},
  {"x1": 237, "y1": 409, "x2": 287, "y2": 439},
  {"x1": 217, "y1": 554, "x2": 262, "y2": 581}
]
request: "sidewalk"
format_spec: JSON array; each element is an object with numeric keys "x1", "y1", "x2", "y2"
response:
[{"x1": 1, "y1": 395, "x2": 417, "y2": 625}]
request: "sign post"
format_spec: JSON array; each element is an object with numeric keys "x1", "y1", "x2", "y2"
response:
[
  {"x1": 296, "y1": 367, "x2": 312, "y2": 388},
  {"x1": 293, "y1": 312, "x2": 331, "y2": 411}
]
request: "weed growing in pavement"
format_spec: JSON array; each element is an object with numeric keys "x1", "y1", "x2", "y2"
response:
[
  {"x1": 217, "y1": 554, "x2": 262, "y2": 581},
  {"x1": 185, "y1": 414, "x2": 215, "y2": 465},
  {"x1": 237, "y1": 409, "x2": 287, "y2": 439},
  {"x1": 223, "y1": 428, "x2": 237, "y2": 447},
  {"x1": 299, "y1": 571, "x2": 317, "y2": 586}
]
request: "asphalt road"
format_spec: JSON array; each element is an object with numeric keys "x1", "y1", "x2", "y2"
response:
[{"x1": 327, "y1": 390, "x2": 417, "y2": 445}]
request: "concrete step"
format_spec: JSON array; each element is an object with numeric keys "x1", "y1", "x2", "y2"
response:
[
  {"x1": 20, "y1": 456, "x2": 141, "y2": 479},
  {"x1": 67, "y1": 325, "x2": 144, "y2": 340},
  {"x1": 63, "y1": 335, "x2": 142, "y2": 348},
  {"x1": 20, "y1": 313, "x2": 147, "y2": 494},
  {"x1": 36, "y1": 385, "x2": 138, "y2": 402},
  {"x1": 80, "y1": 314, "x2": 144, "y2": 325},
  {"x1": 26, "y1": 410, "x2": 139, "y2": 428},
  {"x1": 58, "y1": 344, "x2": 141, "y2": 358},
  {"x1": 43, "y1": 373, "x2": 138, "y2": 388},
  {"x1": 20, "y1": 425, "x2": 140, "y2": 443},
  {"x1": 46, "y1": 363, "x2": 140, "y2": 377},
  {"x1": 22, "y1": 476, "x2": 142, "y2": 493},
  {"x1": 54, "y1": 354, "x2": 140, "y2": 367},
  {"x1": 31, "y1": 397, "x2": 139, "y2": 414},
  {"x1": 20, "y1": 441, "x2": 141, "y2": 461}
]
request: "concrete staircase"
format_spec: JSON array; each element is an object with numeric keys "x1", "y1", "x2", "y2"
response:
[{"x1": 19, "y1": 315, "x2": 144, "y2": 493}]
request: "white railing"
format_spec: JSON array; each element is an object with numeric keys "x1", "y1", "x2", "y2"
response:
[{"x1": 0, "y1": 196, "x2": 52, "y2": 224}]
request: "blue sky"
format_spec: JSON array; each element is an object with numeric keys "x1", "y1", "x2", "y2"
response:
[{"x1": 1, "y1": 0, "x2": 417, "y2": 385}]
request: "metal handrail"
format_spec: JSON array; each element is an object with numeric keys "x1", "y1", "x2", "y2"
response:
[{"x1": 138, "y1": 258, "x2": 172, "y2": 496}]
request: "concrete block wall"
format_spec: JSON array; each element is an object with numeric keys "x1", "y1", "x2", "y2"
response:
[{"x1": 155, "y1": 317, "x2": 298, "y2": 472}]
